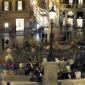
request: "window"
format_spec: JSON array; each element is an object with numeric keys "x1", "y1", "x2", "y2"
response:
[
  {"x1": 67, "y1": 18, "x2": 73, "y2": 26},
  {"x1": 4, "y1": 22, "x2": 9, "y2": 28},
  {"x1": 67, "y1": 11, "x2": 73, "y2": 26},
  {"x1": 4, "y1": 1, "x2": 9, "y2": 11},
  {"x1": 77, "y1": 18, "x2": 83, "y2": 27},
  {"x1": 16, "y1": 0, "x2": 25, "y2": 10},
  {"x1": 17, "y1": 1, "x2": 22, "y2": 10},
  {"x1": 67, "y1": 11, "x2": 73, "y2": 16},
  {"x1": 77, "y1": 12, "x2": 83, "y2": 27},
  {"x1": 2, "y1": 1, "x2": 12, "y2": 11},
  {"x1": 4, "y1": 22, "x2": 10, "y2": 32},
  {"x1": 16, "y1": 19, "x2": 24, "y2": 31},
  {"x1": 69, "y1": 0, "x2": 73, "y2": 4},
  {"x1": 78, "y1": 0, "x2": 83, "y2": 5}
]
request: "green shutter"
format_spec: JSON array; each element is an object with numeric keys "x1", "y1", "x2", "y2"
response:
[
  {"x1": 15, "y1": 0, "x2": 17, "y2": 10},
  {"x1": 9, "y1": 1, "x2": 12, "y2": 11},
  {"x1": 22, "y1": 0, "x2": 25, "y2": 10},
  {"x1": 2, "y1": 1, "x2": 4, "y2": 11},
  {"x1": 76, "y1": 0, "x2": 78, "y2": 4},
  {"x1": 63, "y1": 0, "x2": 69, "y2": 4},
  {"x1": 83, "y1": 0, "x2": 85, "y2": 4}
]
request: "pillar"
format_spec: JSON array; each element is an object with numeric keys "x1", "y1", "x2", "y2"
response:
[{"x1": 43, "y1": 60, "x2": 58, "y2": 85}]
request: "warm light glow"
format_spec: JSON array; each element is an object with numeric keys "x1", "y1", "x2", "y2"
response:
[
  {"x1": 49, "y1": 7, "x2": 56, "y2": 20},
  {"x1": 52, "y1": 0, "x2": 60, "y2": 6},
  {"x1": 77, "y1": 18, "x2": 83, "y2": 27},
  {"x1": 17, "y1": 1, "x2": 23, "y2": 10},
  {"x1": 49, "y1": 11, "x2": 56, "y2": 20},
  {"x1": 78, "y1": 0, "x2": 83, "y2": 5},
  {"x1": 4, "y1": 22, "x2": 9, "y2": 28},
  {"x1": 67, "y1": 18, "x2": 73, "y2": 26},
  {"x1": 69, "y1": 0, "x2": 73, "y2": 4},
  {"x1": 31, "y1": 0, "x2": 38, "y2": 7},
  {"x1": 33, "y1": 0, "x2": 37, "y2": 5},
  {"x1": 67, "y1": 11, "x2": 73, "y2": 16},
  {"x1": 67, "y1": 11, "x2": 73, "y2": 26},
  {"x1": 4, "y1": 1, "x2": 9, "y2": 11},
  {"x1": 16, "y1": 19, "x2": 24, "y2": 31}
]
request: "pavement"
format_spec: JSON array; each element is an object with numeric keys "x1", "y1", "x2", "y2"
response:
[{"x1": 1, "y1": 81, "x2": 40, "y2": 85}]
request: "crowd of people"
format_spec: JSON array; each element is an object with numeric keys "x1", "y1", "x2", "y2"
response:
[
  {"x1": 56, "y1": 57, "x2": 85, "y2": 79},
  {"x1": 0, "y1": 55, "x2": 85, "y2": 82},
  {"x1": 3, "y1": 58, "x2": 44, "y2": 82}
]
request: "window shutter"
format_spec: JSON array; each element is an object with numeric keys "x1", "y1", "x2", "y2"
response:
[
  {"x1": 22, "y1": 0, "x2": 25, "y2": 10},
  {"x1": 2, "y1": 1, "x2": 4, "y2": 11},
  {"x1": 15, "y1": 1, "x2": 18, "y2": 10},
  {"x1": 76, "y1": 0, "x2": 78, "y2": 4},
  {"x1": 63, "y1": 0, "x2": 69, "y2": 4},
  {"x1": 83, "y1": 0, "x2": 85, "y2": 4},
  {"x1": 9, "y1": 1, "x2": 12, "y2": 11}
]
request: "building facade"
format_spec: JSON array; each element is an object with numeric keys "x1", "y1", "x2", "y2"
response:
[
  {"x1": 0, "y1": 0, "x2": 33, "y2": 32},
  {"x1": 0, "y1": 0, "x2": 37, "y2": 49}
]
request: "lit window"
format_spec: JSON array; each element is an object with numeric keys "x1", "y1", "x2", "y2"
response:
[
  {"x1": 4, "y1": 22, "x2": 9, "y2": 28},
  {"x1": 67, "y1": 18, "x2": 73, "y2": 26},
  {"x1": 4, "y1": 1, "x2": 9, "y2": 11},
  {"x1": 67, "y1": 11, "x2": 73, "y2": 26},
  {"x1": 67, "y1": 11, "x2": 73, "y2": 16},
  {"x1": 17, "y1": 1, "x2": 23, "y2": 10},
  {"x1": 16, "y1": 19, "x2": 24, "y2": 31},
  {"x1": 77, "y1": 17, "x2": 83, "y2": 27},
  {"x1": 78, "y1": 0, "x2": 83, "y2": 5},
  {"x1": 69, "y1": 0, "x2": 73, "y2": 4}
]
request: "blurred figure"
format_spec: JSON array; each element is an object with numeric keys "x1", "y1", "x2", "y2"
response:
[
  {"x1": 66, "y1": 63, "x2": 71, "y2": 79},
  {"x1": 5, "y1": 48, "x2": 14, "y2": 70},
  {"x1": 75, "y1": 69, "x2": 81, "y2": 79},
  {"x1": 1, "y1": 38, "x2": 4, "y2": 50},
  {"x1": 7, "y1": 81, "x2": 10, "y2": 85},
  {"x1": 19, "y1": 62, "x2": 24, "y2": 70}
]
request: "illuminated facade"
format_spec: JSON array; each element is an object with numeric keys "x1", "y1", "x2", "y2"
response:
[
  {"x1": 0, "y1": 0, "x2": 84, "y2": 62},
  {"x1": 0, "y1": 0, "x2": 32, "y2": 32}
]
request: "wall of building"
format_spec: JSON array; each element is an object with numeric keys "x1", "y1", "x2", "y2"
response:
[{"x1": 0, "y1": 0, "x2": 32, "y2": 31}]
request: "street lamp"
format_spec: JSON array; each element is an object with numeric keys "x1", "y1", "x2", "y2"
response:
[{"x1": 47, "y1": 6, "x2": 56, "y2": 61}]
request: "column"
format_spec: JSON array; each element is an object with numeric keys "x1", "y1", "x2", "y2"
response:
[{"x1": 43, "y1": 60, "x2": 58, "y2": 85}]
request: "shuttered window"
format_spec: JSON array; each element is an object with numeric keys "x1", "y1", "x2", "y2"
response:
[
  {"x1": 4, "y1": 1, "x2": 9, "y2": 11},
  {"x1": 69, "y1": 0, "x2": 73, "y2": 4},
  {"x1": 16, "y1": 0, "x2": 25, "y2": 10},
  {"x1": 2, "y1": 1, "x2": 12, "y2": 11},
  {"x1": 78, "y1": 0, "x2": 83, "y2": 5},
  {"x1": 63, "y1": 0, "x2": 69, "y2": 4}
]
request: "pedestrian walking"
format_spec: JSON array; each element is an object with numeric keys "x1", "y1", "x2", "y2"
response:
[{"x1": 7, "y1": 81, "x2": 10, "y2": 85}]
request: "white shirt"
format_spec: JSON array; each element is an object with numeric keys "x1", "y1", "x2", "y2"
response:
[
  {"x1": 75, "y1": 71, "x2": 81, "y2": 79},
  {"x1": 66, "y1": 65, "x2": 71, "y2": 72}
]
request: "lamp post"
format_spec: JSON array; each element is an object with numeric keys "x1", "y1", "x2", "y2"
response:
[{"x1": 47, "y1": 6, "x2": 56, "y2": 61}]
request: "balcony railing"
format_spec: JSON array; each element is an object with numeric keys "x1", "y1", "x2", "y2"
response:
[{"x1": 61, "y1": 4, "x2": 85, "y2": 8}]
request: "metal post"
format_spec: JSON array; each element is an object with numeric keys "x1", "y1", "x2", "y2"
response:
[{"x1": 47, "y1": 20, "x2": 55, "y2": 61}]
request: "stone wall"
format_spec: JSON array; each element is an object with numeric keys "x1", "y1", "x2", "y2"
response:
[{"x1": 59, "y1": 79, "x2": 85, "y2": 85}]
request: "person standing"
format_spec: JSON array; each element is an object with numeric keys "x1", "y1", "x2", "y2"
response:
[{"x1": 1, "y1": 38, "x2": 4, "y2": 50}]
